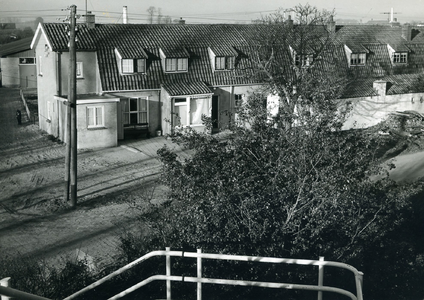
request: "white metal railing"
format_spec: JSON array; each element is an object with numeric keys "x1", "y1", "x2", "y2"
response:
[
  {"x1": 0, "y1": 278, "x2": 51, "y2": 300},
  {"x1": 64, "y1": 248, "x2": 364, "y2": 300}
]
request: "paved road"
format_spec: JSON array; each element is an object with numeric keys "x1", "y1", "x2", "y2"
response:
[{"x1": 0, "y1": 87, "x2": 189, "y2": 270}]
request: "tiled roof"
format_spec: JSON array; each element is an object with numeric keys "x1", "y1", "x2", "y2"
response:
[
  {"x1": 160, "y1": 46, "x2": 190, "y2": 58},
  {"x1": 39, "y1": 22, "x2": 424, "y2": 95},
  {"x1": 162, "y1": 81, "x2": 212, "y2": 96},
  {"x1": 115, "y1": 47, "x2": 148, "y2": 59},
  {"x1": 343, "y1": 73, "x2": 424, "y2": 98},
  {"x1": 0, "y1": 37, "x2": 32, "y2": 57},
  {"x1": 42, "y1": 23, "x2": 96, "y2": 51},
  {"x1": 209, "y1": 46, "x2": 238, "y2": 56},
  {"x1": 93, "y1": 24, "x2": 263, "y2": 91}
]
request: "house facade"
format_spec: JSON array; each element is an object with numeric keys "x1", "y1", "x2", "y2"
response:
[
  {"x1": 30, "y1": 14, "x2": 424, "y2": 149},
  {"x1": 31, "y1": 16, "x2": 268, "y2": 149}
]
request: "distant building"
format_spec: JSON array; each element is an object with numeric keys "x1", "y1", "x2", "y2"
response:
[{"x1": 0, "y1": 37, "x2": 36, "y2": 88}]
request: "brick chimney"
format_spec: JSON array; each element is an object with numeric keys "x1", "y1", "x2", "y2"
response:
[
  {"x1": 373, "y1": 80, "x2": 387, "y2": 97},
  {"x1": 123, "y1": 6, "x2": 128, "y2": 24},
  {"x1": 402, "y1": 25, "x2": 412, "y2": 41},
  {"x1": 327, "y1": 15, "x2": 336, "y2": 34},
  {"x1": 286, "y1": 15, "x2": 294, "y2": 27},
  {"x1": 85, "y1": 11, "x2": 95, "y2": 29}
]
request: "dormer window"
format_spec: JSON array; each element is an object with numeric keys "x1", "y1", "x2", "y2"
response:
[
  {"x1": 215, "y1": 56, "x2": 235, "y2": 70},
  {"x1": 295, "y1": 54, "x2": 313, "y2": 67},
  {"x1": 115, "y1": 48, "x2": 148, "y2": 75},
  {"x1": 121, "y1": 59, "x2": 146, "y2": 74},
  {"x1": 393, "y1": 52, "x2": 407, "y2": 64},
  {"x1": 208, "y1": 46, "x2": 238, "y2": 72},
  {"x1": 160, "y1": 47, "x2": 190, "y2": 73},
  {"x1": 344, "y1": 45, "x2": 368, "y2": 67},
  {"x1": 165, "y1": 58, "x2": 188, "y2": 72},
  {"x1": 350, "y1": 53, "x2": 366, "y2": 66}
]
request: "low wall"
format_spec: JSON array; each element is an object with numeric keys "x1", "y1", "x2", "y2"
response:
[{"x1": 342, "y1": 92, "x2": 424, "y2": 129}]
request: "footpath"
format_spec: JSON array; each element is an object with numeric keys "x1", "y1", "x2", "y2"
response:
[{"x1": 0, "y1": 87, "x2": 190, "y2": 270}]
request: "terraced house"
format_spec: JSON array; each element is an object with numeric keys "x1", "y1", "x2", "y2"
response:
[{"x1": 30, "y1": 13, "x2": 424, "y2": 148}]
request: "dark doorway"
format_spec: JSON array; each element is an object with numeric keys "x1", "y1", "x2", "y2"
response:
[{"x1": 212, "y1": 95, "x2": 219, "y2": 130}]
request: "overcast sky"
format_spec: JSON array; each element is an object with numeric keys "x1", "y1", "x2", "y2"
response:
[{"x1": 1, "y1": 0, "x2": 423, "y2": 24}]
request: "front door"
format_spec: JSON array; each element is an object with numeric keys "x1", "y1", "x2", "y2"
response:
[{"x1": 212, "y1": 95, "x2": 219, "y2": 130}]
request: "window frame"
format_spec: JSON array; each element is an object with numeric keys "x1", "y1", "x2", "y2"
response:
[
  {"x1": 234, "y1": 94, "x2": 243, "y2": 108},
  {"x1": 19, "y1": 57, "x2": 36, "y2": 65},
  {"x1": 295, "y1": 54, "x2": 313, "y2": 67},
  {"x1": 165, "y1": 58, "x2": 188, "y2": 72},
  {"x1": 393, "y1": 52, "x2": 408, "y2": 64},
  {"x1": 350, "y1": 53, "x2": 366, "y2": 66},
  {"x1": 121, "y1": 59, "x2": 134, "y2": 74},
  {"x1": 215, "y1": 56, "x2": 235, "y2": 70},
  {"x1": 123, "y1": 97, "x2": 149, "y2": 125},
  {"x1": 76, "y1": 62, "x2": 83, "y2": 78},
  {"x1": 87, "y1": 106, "x2": 105, "y2": 129}
]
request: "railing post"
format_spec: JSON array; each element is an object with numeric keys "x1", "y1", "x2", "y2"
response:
[
  {"x1": 356, "y1": 271, "x2": 364, "y2": 300},
  {"x1": 166, "y1": 247, "x2": 171, "y2": 300},
  {"x1": 1, "y1": 278, "x2": 12, "y2": 300},
  {"x1": 317, "y1": 256, "x2": 324, "y2": 300},
  {"x1": 197, "y1": 249, "x2": 202, "y2": 300}
]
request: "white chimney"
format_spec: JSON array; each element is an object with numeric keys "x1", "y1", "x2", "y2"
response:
[
  {"x1": 123, "y1": 6, "x2": 128, "y2": 24},
  {"x1": 390, "y1": 7, "x2": 394, "y2": 23}
]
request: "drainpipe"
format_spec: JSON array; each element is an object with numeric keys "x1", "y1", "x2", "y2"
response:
[
  {"x1": 56, "y1": 52, "x2": 62, "y2": 138},
  {"x1": 56, "y1": 52, "x2": 62, "y2": 96},
  {"x1": 230, "y1": 85, "x2": 235, "y2": 127}
]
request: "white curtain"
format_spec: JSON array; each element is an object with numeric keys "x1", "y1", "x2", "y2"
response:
[{"x1": 190, "y1": 97, "x2": 211, "y2": 125}]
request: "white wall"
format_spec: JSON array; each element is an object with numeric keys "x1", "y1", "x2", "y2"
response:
[{"x1": 342, "y1": 92, "x2": 424, "y2": 129}]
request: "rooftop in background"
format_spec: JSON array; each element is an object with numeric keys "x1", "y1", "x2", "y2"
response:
[{"x1": 0, "y1": 37, "x2": 32, "y2": 57}]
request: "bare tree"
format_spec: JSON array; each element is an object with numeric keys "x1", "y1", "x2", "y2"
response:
[
  {"x1": 163, "y1": 16, "x2": 172, "y2": 24},
  {"x1": 157, "y1": 8, "x2": 163, "y2": 24},
  {"x1": 146, "y1": 6, "x2": 156, "y2": 24},
  {"x1": 250, "y1": 4, "x2": 348, "y2": 130}
]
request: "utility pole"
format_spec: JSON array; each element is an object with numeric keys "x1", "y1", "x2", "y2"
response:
[{"x1": 64, "y1": 5, "x2": 78, "y2": 208}]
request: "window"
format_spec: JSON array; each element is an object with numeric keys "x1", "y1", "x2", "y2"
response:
[
  {"x1": 121, "y1": 59, "x2": 146, "y2": 74},
  {"x1": 350, "y1": 53, "x2": 366, "y2": 66},
  {"x1": 295, "y1": 54, "x2": 313, "y2": 67},
  {"x1": 76, "y1": 62, "x2": 83, "y2": 78},
  {"x1": 393, "y1": 52, "x2": 407, "y2": 63},
  {"x1": 19, "y1": 57, "x2": 35, "y2": 65},
  {"x1": 215, "y1": 56, "x2": 235, "y2": 70},
  {"x1": 165, "y1": 58, "x2": 188, "y2": 72},
  {"x1": 122, "y1": 59, "x2": 134, "y2": 74},
  {"x1": 234, "y1": 94, "x2": 243, "y2": 108},
  {"x1": 87, "y1": 106, "x2": 104, "y2": 128},
  {"x1": 137, "y1": 59, "x2": 146, "y2": 73},
  {"x1": 123, "y1": 98, "x2": 148, "y2": 125},
  {"x1": 38, "y1": 55, "x2": 42, "y2": 75}
]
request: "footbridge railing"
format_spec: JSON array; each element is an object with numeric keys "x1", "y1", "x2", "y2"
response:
[
  {"x1": 65, "y1": 247, "x2": 364, "y2": 300},
  {"x1": 1, "y1": 248, "x2": 364, "y2": 300}
]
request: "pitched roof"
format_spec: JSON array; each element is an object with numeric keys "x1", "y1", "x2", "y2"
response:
[
  {"x1": 0, "y1": 37, "x2": 33, "y2": 57},
  {"x1": 93, "y1": 24, "x2": 262, "y2": 91},
  {"x1": 37, "y1": 22, "x2": 424, "y2": 96},
  {"x1": 41, "y1": 23, "x2": 96, "y2": 51}
]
